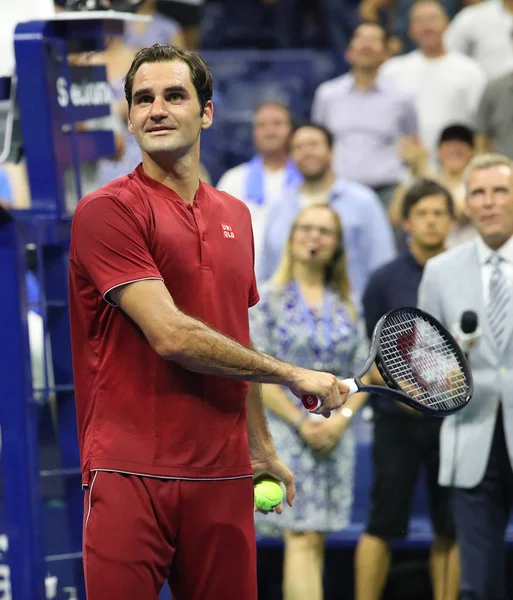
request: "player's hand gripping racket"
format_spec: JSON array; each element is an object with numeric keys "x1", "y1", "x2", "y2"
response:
[{"x1": 302, "y1": 307, "x2": 473, "y2": 417}]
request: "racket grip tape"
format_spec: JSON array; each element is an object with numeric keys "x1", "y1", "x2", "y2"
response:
[{"x1": 301, "y1": 379, "x2": 359, "y2": 412}]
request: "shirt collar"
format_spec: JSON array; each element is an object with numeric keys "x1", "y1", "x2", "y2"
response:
[
  {"x1": 346, "y1": 72, "x2": 383, "y2": 92},
  {"x1": 476, "y1": 234, "x2": 513, "y2": 266},
  {"x1": 404, "y1": 248, "x2": 424, "y2": 270}
]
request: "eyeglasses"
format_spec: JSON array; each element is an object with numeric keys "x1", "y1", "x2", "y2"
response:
[{"x1": 295, "y1": 224, "x2": 338, "y2": 237}]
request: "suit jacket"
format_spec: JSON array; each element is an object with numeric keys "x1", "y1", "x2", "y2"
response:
[{"x1": 418, "y1": 239, "x2": 513, "y2": 488}]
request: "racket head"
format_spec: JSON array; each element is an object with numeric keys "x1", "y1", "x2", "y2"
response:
[{"x1": 372, "y1": 307, "x2": 473, "y2": 416}]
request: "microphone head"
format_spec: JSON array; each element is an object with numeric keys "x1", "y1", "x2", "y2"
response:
[{"x1": 461, "y1": 310, "x2": 478, "y2": 334}]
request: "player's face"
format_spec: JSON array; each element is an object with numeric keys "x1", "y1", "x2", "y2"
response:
[
  {"x1": 409, "y1": 2, "x2": 447, "y2": 51},
  {"x1": 128, "y1": 60, "x2": 213, "y2": 159},
  {"x1": 291, "y1": 207, "x2": 340, "y2": 265},
  {"x1": 290, "y1": 127, "x2": 332, "y2": 180},
  {"x1": 346, "y1": 24, "x2": 388, "y2": 70},
  {"x1": 467, "y1": 165, "x2": 513, "y2": 250},
  {"x1": 253, "y1": 105, "x2": 292, "y2": 155},
  {"x1": 403, "y1": 194, "x2": 454, "y2": 249},
  {"x1": 438, "y1": 140, "x2": 474, "y2": 175}
]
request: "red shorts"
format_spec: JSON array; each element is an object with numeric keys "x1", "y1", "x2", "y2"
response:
[{"x1": 82, "y1": 471, "x2": 257, "y2": 600}]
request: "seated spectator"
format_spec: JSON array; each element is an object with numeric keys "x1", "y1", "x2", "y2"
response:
[
  {"x1": 259, "y1": 123, "x2": 396, "y2": 298},
  {"x1": 355, "y1": 178, "x2": 458, "y2": 600},
  {"x1": 444, "y1": 0, "x2": 513, "y2": 79},
  {"x1": 475, "y1": 49, "x2": 513, "y2": 160},
  {"x1": 312, "y1": 21, "x2": 418, "y2": 208},
  {"x1": 389, "y1": 124, "x2": 477, "y2": 247},
  {"x1": 217, "y1": 101, "x2": 301, "y2": 273},
  {"x1": 251, "y1": 203, "x2": 369, "y2": 600},
  {"x1": 380, "y1": 0, "x2": 485, "y2": 160}
]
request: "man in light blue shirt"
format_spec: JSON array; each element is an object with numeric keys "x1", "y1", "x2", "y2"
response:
[
  {"x1": 259, "y1": 123, "x2": 396, "y2": 298},
  {"x1": 312, "y1": 21, "x2": 418, "y2": 208}
]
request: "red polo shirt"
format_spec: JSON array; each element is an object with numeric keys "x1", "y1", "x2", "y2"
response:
[{"x1": 69, "y1": 165, "x2": 259, "y2": 486}]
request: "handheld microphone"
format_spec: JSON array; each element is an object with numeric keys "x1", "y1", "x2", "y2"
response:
[{"x1": 452, "y1": 310, "x2": 480, "y2": 359}]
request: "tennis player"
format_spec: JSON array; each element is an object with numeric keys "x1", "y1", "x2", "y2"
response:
[{"x1": 68, "y1": 43, "x2": 349, "y2": 600}]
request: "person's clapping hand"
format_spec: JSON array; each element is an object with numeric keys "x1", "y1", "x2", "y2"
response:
[{"x1": 397, "y1": 137, "x2": 429, "y2": 173}]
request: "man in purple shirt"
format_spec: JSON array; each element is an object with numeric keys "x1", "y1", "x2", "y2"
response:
[{"x1": 312, "y1": 22, "x2": 419, "y2": 208}]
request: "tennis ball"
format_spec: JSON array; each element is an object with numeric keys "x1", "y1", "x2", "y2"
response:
[{"x1": 254, "y1": 479, "x2": 284, "y2": 511}]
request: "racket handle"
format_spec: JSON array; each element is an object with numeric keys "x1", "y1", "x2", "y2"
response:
[
  {"x1": 301, "y1": 394, "x2": 322, "y2": 412},
  {"x1": 341, "y1": 378, "x2": 358, "y2": 396},
  {"x1": 301, "y1": 379, "x2": 358, "y2": 412}
]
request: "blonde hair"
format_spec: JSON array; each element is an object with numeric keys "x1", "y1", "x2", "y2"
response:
[
  {"x1": 271, "y1": 204, "x2": 354, "y2": 314},
  {"x1": 463, "y1": 153, "x2": 513, "y2": 196}
]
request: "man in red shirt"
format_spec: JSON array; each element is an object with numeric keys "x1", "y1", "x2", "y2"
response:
[{"x1": 69, "y1": 43, "x2": 349, "y2": 600}]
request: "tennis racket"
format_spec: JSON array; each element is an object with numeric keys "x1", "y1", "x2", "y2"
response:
[{"x1": 302, "y1": 306, "x2": 473, "y2": 417}]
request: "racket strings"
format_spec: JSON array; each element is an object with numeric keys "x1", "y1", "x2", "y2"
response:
[{"x1": 379, "y1": 312, "x2": 468, "y2": 411}]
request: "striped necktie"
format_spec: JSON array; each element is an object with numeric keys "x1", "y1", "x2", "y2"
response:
[{"x1": 488, "y1": 253, "x2": 511, "y2": 351}]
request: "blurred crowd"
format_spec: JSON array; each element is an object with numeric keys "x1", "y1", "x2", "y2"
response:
[{"x1": 2, "y1": 0, "x2": 513, "y2": 598}]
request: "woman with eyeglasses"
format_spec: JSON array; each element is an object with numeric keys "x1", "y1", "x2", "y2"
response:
[{"x1": 250, "y1": 203, "x2": 369, "y2": 600}]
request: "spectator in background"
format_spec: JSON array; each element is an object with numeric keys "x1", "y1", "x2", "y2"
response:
[
  {"x1": 475, "y1": 57, "x2": 513, "y2": 160},
  {"x1": 380, "y1": 0, "x2": 485, "y2": 160},
  {"x1": 355, "y1": 178, "x2": 458, "y2": 600},
  {"x1": 389, "y1": 124, "x2": 477, "y2": 248},
  {"x1": 312, "y1": 22, "x2": 418, "y2": 208},
  {"x1": 251, "y1": 204, "x2": 369, "y2": 600},
  {"x1": 418, "y1": 153, "x2": 513, "y2": 600},
  {"x1": 259, "y1": 124, "x2": 396, "y2": 298},
  {"x1": 217, "y1": 101, "x2": 301, "y2": 273},
  {"x1": 359, "y1": 0, "x2": 460, "y2": 54},
  {"x1": 444, "y1": 0, "x2": 513, "y2": 79}
]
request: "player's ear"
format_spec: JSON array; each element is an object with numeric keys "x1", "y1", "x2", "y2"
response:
[
  {"x1": 127, "y1": 117, "x2": 134, "y2": 135},
  {"x1": 201, "y1": 101, "x2": 214, "y2": 131}
]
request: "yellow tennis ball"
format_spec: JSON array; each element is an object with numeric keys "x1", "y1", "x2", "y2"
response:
[{"x1": 254, "y1": 479, "x2": 284, "y2": 511}]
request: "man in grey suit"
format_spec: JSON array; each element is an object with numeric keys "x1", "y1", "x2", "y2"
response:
[{"x1": 418, "y1": 153, "x2": 513, "y2": 600}]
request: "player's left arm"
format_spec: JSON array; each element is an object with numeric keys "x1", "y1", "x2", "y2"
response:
[{"x1": 246, "y1": 379, "x2": 295, "y2": 511}]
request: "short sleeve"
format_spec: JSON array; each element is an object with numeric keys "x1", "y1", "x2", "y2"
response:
[
  {"x1": 248, "y1": 216, "x2": 260, "y2": 308},
  {"x1": 249, "y1": 273, "x2": 259, "y2": 308},
  {"x1": 70, "y1": 196, "x2": 163, "y2": 305}
]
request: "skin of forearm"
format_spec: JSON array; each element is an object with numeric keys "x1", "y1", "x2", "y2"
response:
[
  {"x1": 246, "y1": 382, "x2": 276, "y2": 459},
  {"x1": 161, "y1": 312, "x2": 296, "y2": 384}
]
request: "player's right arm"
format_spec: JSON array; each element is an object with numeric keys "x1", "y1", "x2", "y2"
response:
[
  {"x1": 109, "y1": 280, "x2": 348, "y2": 416},
  {"x1": 71, "y1": 196, "x2": 348, "y2": 416}
]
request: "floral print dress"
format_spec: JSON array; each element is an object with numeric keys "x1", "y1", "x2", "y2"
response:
[{"x1": 250, "y1": 280, "x2": 368, "y2": 534}]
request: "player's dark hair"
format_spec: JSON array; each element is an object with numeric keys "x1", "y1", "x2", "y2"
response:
[
  {"x1": 124, "y1": 43, "x2": 213, "y2": 115},
  {"x1": 291, "y1": 123, "x2": 334, "y2": 149},
  {"x1": 402, "y1": 178, "x2": 455, "y2": 220}
]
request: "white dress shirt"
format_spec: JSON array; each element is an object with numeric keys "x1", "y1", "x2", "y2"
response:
[
  {"x1": 380, "y1": 50, "x2": 486, "y2": 158},
  {"x1": 476, "y1": 234, "x2": 513, "y2": 304},
  {"x1": 444, "y1": 0, "x2": 513, "y2": 79}
]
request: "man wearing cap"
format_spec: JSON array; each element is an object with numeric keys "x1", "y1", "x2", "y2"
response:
[{"x1": 389, "y1": 123, "x2": 477, "y2": 248}]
